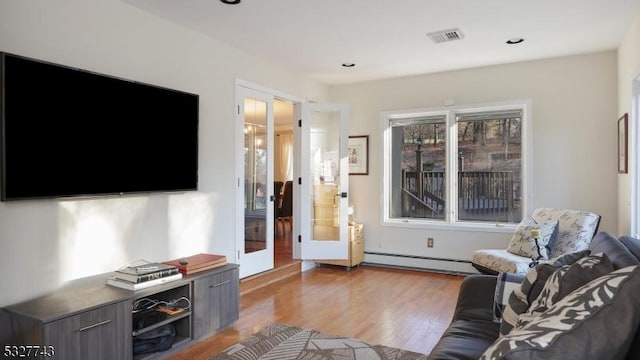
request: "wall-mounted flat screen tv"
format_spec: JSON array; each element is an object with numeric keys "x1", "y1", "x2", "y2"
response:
[{"x1": 0, "y1": 52, "x2": 199, "y2": 201}]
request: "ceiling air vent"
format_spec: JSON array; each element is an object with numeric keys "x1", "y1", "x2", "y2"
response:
[{"x1": 427, "y1": 28, "x2": 464, "y2": 43}]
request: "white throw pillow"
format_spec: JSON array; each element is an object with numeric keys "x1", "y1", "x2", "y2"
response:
[{"x1": 506, "y1": 218, "x2": 559, "y2": 260}]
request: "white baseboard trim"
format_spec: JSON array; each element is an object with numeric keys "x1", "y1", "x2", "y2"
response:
[
  {"x1": 363, "y1": 252, "x2": 477, "y2": 275},
  {"x1": 301, "y1": 260, "x2": 317, "y2": 272}
]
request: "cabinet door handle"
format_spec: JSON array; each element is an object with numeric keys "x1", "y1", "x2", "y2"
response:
[
  {"x1": 79, "y1": 319, "x2": 112, "y2": 332},
  {"x1": 210, "y1": 280, "x2": 230, "y2": 288}
]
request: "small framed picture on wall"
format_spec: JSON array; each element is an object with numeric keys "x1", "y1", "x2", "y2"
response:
[
  {"x1": 619, "y1": 113, "x2": 628, "y2": 174},
  {"x1": 348, "y1": 135, "x2": 369, "y2": 175}
]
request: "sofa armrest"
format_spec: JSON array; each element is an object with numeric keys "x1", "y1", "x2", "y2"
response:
[
  {"x1": 452, "y1": 275, "x2": 497, "y2": 322},
  {"x1": 590, "y1": 232, "x2": 638, "y2": 269}
]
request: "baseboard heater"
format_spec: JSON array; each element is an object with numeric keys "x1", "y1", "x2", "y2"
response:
[{"x1": 363, "y1": 251, "x2": 476, "y2": 275}]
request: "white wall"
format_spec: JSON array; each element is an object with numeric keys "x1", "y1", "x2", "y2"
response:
[
  {"x1": 0, "y1": 0, "x2": 327, "y2": 307},
  {"x1": 330, "y1": 52, "x2": 618, "y2": 272},
  {"x1": 617, "y1": 14, "x2": 640, "y2": 235}
]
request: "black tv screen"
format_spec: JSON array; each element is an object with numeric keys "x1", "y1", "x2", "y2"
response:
[{"x1": 0, "y1": 52, "x2": 199, "y2": 201}]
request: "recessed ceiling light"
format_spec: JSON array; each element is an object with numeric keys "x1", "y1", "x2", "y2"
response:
[
  {"x1": 506, "y1": 38, "x2": 524, "y2": 45},
  {"x1": 220, "y1": 0, "x2": 241, "y2": 4},
  {"x1": 342, "y1": 63, "x2": 356, "y2": 68}
]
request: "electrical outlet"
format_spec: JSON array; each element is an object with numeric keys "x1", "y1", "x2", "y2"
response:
[{"x1": 427, "y1": 237, "x2": 434, "y2": 248}]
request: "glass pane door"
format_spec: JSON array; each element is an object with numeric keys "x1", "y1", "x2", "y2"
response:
[
  {"x1": 236, "y1": 86, "x2": 274, "y2": 278},
  {"x1": 300, "y1": 103, "x2": 349, "y2": 260},
  {"x1": 244, "y1": 97, "x2": 268, "y2": 253}
]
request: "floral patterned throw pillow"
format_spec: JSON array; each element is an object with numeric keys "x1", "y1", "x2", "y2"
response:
[{"x1": 506, "y1": 218, "x2": 559, "y2": 260}]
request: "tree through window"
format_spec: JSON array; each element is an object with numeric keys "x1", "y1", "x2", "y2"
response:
[{"x1": 457, "y1": 110, "x2": 522, "y2": 222}]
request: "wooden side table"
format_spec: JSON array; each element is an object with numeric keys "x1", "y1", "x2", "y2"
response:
[{"x1": 317, "y1": 222, "x2": 364, "y2": 270}]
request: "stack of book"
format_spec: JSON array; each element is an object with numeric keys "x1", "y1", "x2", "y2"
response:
[
  {"x1": 107, "y1": 262, "x2": 182, "y2": 290},
  {"x1": 164, "y1": 253, "x2": 227, "y2": 275}
]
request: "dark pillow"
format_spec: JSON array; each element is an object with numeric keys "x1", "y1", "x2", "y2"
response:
[
  {"x1": 521, "y1": 252, "x2": 614, "y2": 320},
  {"x1": 481, "y1": 265, "x2": 640, "y2": 360},
  {"x1": 499, "y1": 250, "x2": 590, "y2": 336},
  {"x1": 527, "y1": 250, "x2": 592, "y2": 304}
]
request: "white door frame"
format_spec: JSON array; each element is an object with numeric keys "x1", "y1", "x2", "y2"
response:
[
  {"x1": 235, "y1": 79, "x2": 303, "y2": 277},
  {"x1": 235, "y1": 80, "x2": 350, "y2": 273},
  {"x1": 631, "y1": 75, "x2": 639, "y2": 237}
]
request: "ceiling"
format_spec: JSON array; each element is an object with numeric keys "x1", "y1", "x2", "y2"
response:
[{"x1": 127, "y1": 0, "x2": 640, "y2": 86}]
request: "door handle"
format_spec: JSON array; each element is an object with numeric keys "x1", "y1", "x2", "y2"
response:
[{"x1": 339, "y1": 192, "x2": 348, "y2": 198}]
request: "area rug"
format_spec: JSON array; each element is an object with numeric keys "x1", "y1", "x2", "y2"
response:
[{"x1": 210, "y1": 323, "x2": 428, "y2": 360}]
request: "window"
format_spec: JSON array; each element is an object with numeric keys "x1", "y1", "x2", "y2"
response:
[
  {"x1": 389, "y1": 115, "x2": 447, "y2": 220},
  {"x1": 632, "y1": 77, "x2": 640, "y2": 237},
  {"x1": 382, "y1": 101, "x2": 530, "y2": 228}
]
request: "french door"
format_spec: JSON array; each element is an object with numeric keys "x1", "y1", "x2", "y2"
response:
[
  {"x1": 299, "y1": 103, "x2": 350, "y2": 260},
  {"x1": 236, "y1": 81, "x2": 350, "y2": 276},
  {"x1": 236, "y1": 87, "x2": 275, "y2": 278}
]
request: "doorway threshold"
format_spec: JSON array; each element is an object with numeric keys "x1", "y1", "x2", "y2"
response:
[{"x1": 239, "y1": 260, "x2": 301, "y2": 295}]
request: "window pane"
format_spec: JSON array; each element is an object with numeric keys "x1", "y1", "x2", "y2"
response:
[
  {"x1": 457, "y1": 115, "x2": 522, "y2": 222},
  {"x1": 390, "y1": 117, "x2": 446, "y2": 219}
]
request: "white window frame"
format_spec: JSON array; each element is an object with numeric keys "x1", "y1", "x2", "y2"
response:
[
  {"x1": 631, "y1": 76, "x2": 640, "y2": 237},
  {"x1": 380, "y1": 99, "x2": 532, "y2": 233}
]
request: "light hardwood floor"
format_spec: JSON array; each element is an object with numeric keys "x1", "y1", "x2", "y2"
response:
[{"x1": 168, "y1": 265, "x2": 464, "y2": 360}]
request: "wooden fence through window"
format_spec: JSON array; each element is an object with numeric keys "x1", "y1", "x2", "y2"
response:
[{"x1": 401, "y1": 170, "x2": 515, "y2": 221}]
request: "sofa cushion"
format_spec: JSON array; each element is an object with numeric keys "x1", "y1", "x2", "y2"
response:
[
  {"x1": 452, "y1": 275, "x2": 498, "y2": 323},
  {"x1": 506, "y1": 218, "x2": 559, "y2": 260},
  {"x1": 531, "y1": 208, "x2": 600, "y2": 258},
  {"x1": 471, "y1": 249, "x2": 535, "y2": 275},
  {"x1": 427, "y1": 319, "x2": 500, "y2": 360},
  {"x1": 481, "y1": 265, "x2": 640, "y2": 360},
  {"x1": 428, "y1": 275, "x2": 501, "y2": 360},
  {"x1": 520, "y1": 252, "x2": 614, "y2": 319},
  {"x1": 499, "y1": 250, "x2": 590, "y2": 336}
]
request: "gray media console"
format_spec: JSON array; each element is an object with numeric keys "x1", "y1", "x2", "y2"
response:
[{"x1": 1, "y1": 264, "x2": 239, "y2": 360}]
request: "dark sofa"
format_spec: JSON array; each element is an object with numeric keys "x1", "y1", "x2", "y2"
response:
[{"x1": 428, "y1": 232, "x2": 640, "y2": 360}]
